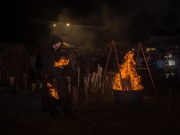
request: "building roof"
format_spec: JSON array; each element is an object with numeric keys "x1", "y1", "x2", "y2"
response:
[
  {"x1": 142, "y1": 35, "x2": 180, "y2": 48},
  {"x1": 62, "y1": 42, "x2": 77, "y2": 49}
]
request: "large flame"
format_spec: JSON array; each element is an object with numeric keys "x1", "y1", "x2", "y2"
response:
[
  {"x1": 113, "y1": 51, "x2": 143, "y2": 91},
  {"x1": 54, "y1": 57, "x2": 69, "y2": 67},
  {"x1": 47, "y1": 82, "x2": 59, "y2": 99}
]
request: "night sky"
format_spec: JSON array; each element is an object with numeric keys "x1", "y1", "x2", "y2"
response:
[{"x1": 1, "y1": 0, "x2": 180, "y2": 50}]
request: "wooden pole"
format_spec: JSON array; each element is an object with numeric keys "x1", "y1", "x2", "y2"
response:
[
  {"x1": 95, "y1": 41, "x2": 114, "y2": 105},
  {"x1": 98, "y1": 66, "x2": 102, "y2": 91},
  {"x1": 113, "y1": 41, "x2": 128, "y2": 116},
  {"x1": 91, "y1": 72, "x2": 96, "y2": 92},
  {"x1": 78, "y1": 67, "x2": 80, "y2": 88},
  {"x1": 95, "y1": 41, "x2": 128, "y2": 117},
  {"x1": 73, "y1": 86, "x2": 78, "y2": 109},
  {"x1": 84, "y1": 77, "x2": 89, "y2": 110}
]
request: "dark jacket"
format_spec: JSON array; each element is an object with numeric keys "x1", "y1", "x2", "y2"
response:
[
  {"x1": 41, "y1": 35, "x2": 63, "y2": 113},
  {"x1": 42, "y1": 35, "x2": 63, "y2": 82}
]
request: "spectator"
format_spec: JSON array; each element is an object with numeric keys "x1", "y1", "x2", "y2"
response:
[
  {"x1": 147, "y1": 55, "x2": 156, "y2": 76},
  {"x1": 156, "y1": 56, "x2": 165, "y2": 77},
  {"x1": 137, "y1": 55, "x2": 144, "y2": 75}
]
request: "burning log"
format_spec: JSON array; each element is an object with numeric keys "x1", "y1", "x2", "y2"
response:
[
  {"x1": 122, "y1": 76, "x2": 132, "y2": 91},
  {"x1": 127, "y1": 75, "x2": 132, "y2": 90}
]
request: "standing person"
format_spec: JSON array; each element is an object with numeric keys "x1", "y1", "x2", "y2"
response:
[
  {"x1": 41, "y1": 35, "x2": 74, "y2": 121},
  {"x1": 137, "y1": 55, "x2": 143, "y2": 68},
  {"x1": 148, "y1": 55, "x2": 156, "y2": 76},
  {"x1": 137, "y1": 55, "x2": 144, "y2": 75},
  {"x1": 156, "y1": 56, "x2": 165, "y2": 77}
]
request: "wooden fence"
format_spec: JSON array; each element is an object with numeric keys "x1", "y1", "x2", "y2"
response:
[{"x1": 0, "y1": 46, "x2": 30, "y2": 92}]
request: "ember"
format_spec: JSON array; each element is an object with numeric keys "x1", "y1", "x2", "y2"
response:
[
  {"x1": 113, "y1": 51, "x2": 143, "y2": 91},
  {"x1": 54, "y1": 57, "x2": 69, "y2": 67},
  {"x1": 47, "y1": 82, "x2": 59, "y2": 99}
]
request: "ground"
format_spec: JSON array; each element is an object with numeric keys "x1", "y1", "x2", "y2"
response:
[{"x1": 0, "y1": 76, "x2": 180, "y2": 135}]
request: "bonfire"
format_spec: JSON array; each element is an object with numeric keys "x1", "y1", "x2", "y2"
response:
[{"x1": 113, "y1": 51, "x2": 143, "y2": 91}]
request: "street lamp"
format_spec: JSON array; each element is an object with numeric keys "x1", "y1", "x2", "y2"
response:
[{"x1": 66, "y1": 23, "x2": 70, "y2": 43}]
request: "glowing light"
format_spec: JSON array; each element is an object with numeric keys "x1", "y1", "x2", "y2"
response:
[
  {"x1": 49, "y1": 89, "x2": 59, "y2": 99},
  {"x1": 54, "y1": 57, "x2": 69, "y2": 67},
  {"x1": 47, "y1": 82, "x2": 59, "y2": 99}
]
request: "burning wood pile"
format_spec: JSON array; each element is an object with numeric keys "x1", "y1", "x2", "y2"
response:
[{"x1": 113, "y1": 51, "x2": 143, "y2": 91}]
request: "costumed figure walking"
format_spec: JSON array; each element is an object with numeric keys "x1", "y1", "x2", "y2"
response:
[{"x1": 41, "y1": 35, "x2": 74, "y2": 121}]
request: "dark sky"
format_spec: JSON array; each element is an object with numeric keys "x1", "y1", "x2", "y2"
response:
[{"x1": 1, "y1": 0, "x2": 180, "y2": 50}]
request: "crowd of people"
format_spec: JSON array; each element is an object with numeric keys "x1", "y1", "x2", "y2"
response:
[
  {"x1": 137, "y1": 46, "x2": 180, "y2": 82},
  {"x1": 29, "y1": 41, "x2": 180, "y2": 85}
]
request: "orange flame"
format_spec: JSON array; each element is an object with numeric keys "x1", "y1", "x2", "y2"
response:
[
  {"x1": 54, "y1": 57, "x2": 69, "y2": 67},
  {"x1": 47, "y1": 82, "x2": 52, "y2": 87},
  {"x1": 113, "y1": 51, "x2": 143, "y2": 91},
  {"x1": 47, "y1": 82, "x2": 59, "y2": 99}
]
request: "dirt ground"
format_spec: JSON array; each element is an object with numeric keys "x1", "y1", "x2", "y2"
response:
[{"x1": 0, "y1": 76, "x2": 180, "y2": 135}]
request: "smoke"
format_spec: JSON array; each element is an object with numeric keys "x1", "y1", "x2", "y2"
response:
[
  {"x1": 50, "y1": 0, "x2": 179, "y2": 51},
  {"x1": 50, "y1": 2, "x2": 131, "y2": 51}
]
